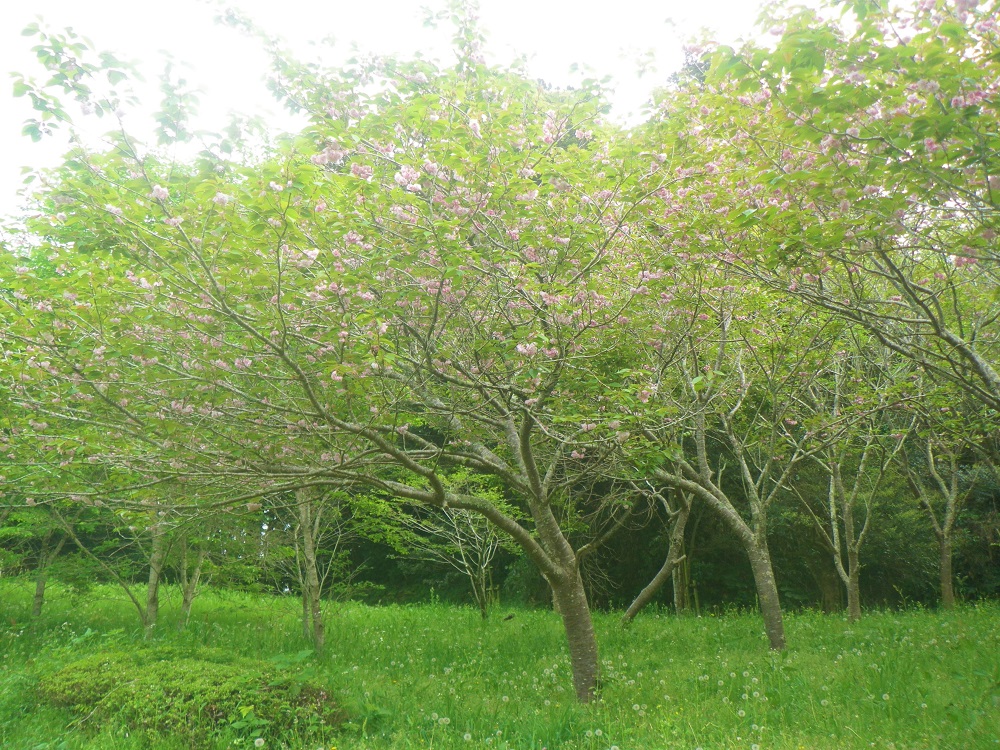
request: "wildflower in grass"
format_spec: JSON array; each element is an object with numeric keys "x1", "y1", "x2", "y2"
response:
[
  {"x1": 254, "y1": 740, "x2": 265, "y2": 748},
  {"x1": 464, "y1": 733, "x2": 472, "y2": 741}
]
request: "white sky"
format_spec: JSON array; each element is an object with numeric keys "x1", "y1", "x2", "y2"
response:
[{"x1": 0, "y1": 0, "x2": 764, "y2": 219}]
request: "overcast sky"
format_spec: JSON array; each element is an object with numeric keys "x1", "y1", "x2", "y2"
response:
[{"x1": 0, "y1": 0, "x2": 765, "y2": 219}]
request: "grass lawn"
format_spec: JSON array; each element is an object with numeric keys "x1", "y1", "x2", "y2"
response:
[{"x1": 1, "y1": 582, "x2": 997, "y2": 749}]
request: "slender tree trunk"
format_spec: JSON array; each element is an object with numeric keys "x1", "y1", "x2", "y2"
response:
[
  {"x1": 845, "y1": 548, "x2": 862, "y2": 622},
  {"x1": 297, "y1": 494, "x2": 325, "y2": 652},
  {"x1": 550, "y1": 567, "x2": 600, "y2": 702},
  {"x1": 804, "y1": 554, "x2": 842, "y2": 613},
  {"x1": 144, "y1": 524, "x2": 170, "y2": 638},
  {"x1": 939, "y1": 534, "x2": 955, "y2": 609},
  {"x1": 623, "y1": 498, "x2": 690, "y2": 625},
  {"x1": 32, "y1": 566, "x2": 49, "y2": 619},
  {"x1": 672, "y1": 554, "x2": 690, "y2": 613},
  {"x1": 472, "y1": 568, "x2": 490, "y2": 619},
  {"x1": 178, "y1": 540, "x2": 207, "y2": 629},
  {"x1": 746, "y1": 540, "x2": 786, "y2": 651},
  {"x1": 839, "y1": 486, "x2": 864, "y2": 622},
  {"x1": 32, "y1": 534, "x2": 66, "y2": 618}
]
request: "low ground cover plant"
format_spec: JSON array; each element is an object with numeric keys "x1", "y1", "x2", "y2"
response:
[
  {"x1": 1, "y1": 583, "x2": 998, "y2": 749},
  {"x1": 35, "y1": 644, "x2": 344, "y2": 745}
]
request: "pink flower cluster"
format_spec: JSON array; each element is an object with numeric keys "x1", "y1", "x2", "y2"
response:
[{"x1": 394, "y1": 165, "x2": 422, "y2": 192}]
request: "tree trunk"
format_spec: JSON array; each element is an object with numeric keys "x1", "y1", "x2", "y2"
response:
[
  {"x1": 32, "y1": 533, "x2": 66, "y2": 618},
  {"x1": 746, "y1": 540, "x2": 786, "y2": 651},
  {"x1": 845, "y1": 548, "x2": 862, "y2": 622},
  {"x1": 550, "y1": 567, "x2": 600, "y2": 702},
  {"x1": 178, "y1": 539, "x2": 207, "y2": 629},
  {"x1": 806, "y1": 557, "x2": 843, "y2": 614},
  {"x1": 939, "y1": 534, "x2": 955, "y2": 609},
  {"x1": 297, "y1": 495, "x2": 325, "y2": 652},
  {"x1": 623, "y1": 498, "x2": 690, "y2": 625},
  {"x1": 144, "y1": 524, "x2": 170, "y2": 637},
  {"x1": 472, "y1": 567, "x2": 490, "y2": 620}
]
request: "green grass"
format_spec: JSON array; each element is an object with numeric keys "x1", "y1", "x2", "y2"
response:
[{"x1": 1, "y1": 581, "x2": 998, "y2": 749}]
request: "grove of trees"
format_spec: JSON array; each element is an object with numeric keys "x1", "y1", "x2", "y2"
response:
[{"x1": 1, "y1": 0, "x2": 998, "y2": 705}]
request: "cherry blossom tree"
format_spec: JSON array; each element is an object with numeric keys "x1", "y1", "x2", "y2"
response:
[
  {"x1": 644, "y1": 0, "x2": 1000, "y2": 412},
  {"x1": 0, "y1": 8, "x2": 660, "y2": 701}
]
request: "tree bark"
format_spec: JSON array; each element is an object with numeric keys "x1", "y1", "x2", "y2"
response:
[
  {"x1": 144, "y1": 523, "x2": 170, "y2": 637},
  {"x1": 816, "y1": 566, "x2": 843, "y2": 614},
  {"x1": 550, "y1": 567, "x2": 600, "y2": 702},
  {"x1": 297, "y1": 492, "x2": 325, "y2": 652},
  {"x1": 622, "y1": 494, "x2": 690, "y2": 625},
  {"x1": 845, "y1": 548, "x2": 862, "y2": 622},
  {"x1": 178, "y1": 538, "x2": 207, "y2": 629},
  {"x1": 32, "y1": 533, "x2": 66, "y2": 618},
  {"x1": 939, "y1": 535, "x2": 955, "y2": 609},
  {"x1": 747, "y1": 539, "x2": 786, "y2": 651}
]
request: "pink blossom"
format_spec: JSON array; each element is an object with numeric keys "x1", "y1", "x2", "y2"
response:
[
  {"x1": 106, "y1": 205, "x2": 123, "y2": 216},
  {"x1": 516, "y1": 343, "x2": 538, "y2": 356},
  {"x1": 581, "y1": 423, "x2": 596, "y2": 432},
  {"x1": 213, "y1": 192, "x2": 232, "y2": 206},
  {"x1": 269, "y1": 181, "x2": 284, "y2": 192},
  {"x1": 351, "y1": 163, "x2": 374, "y2": 180},
  {"x1": 571, "y1": 450, "x2": 585, "y2": 459},
  {"x1": 394, "y1": 165, "x2": 421, "y2": 189},
  {"x1": 330, "y1": 370, "x2": 343, "y2": 381},
  {"x1": 923, "y1": 138, "x2": 940, "y2": 153},
  {"x1": 164, "y1": 217, "x2": 183, "y2": 227},
  {"x1": 151, "y1": 185, "x2": 169, "y2": 201},
  {"x1": 234, "y1": 357, "x2": 252, "y2": 369}
]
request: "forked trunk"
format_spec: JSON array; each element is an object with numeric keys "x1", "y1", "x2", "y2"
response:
[
  {"x1": 144, "y1": 524, "x2": 170, "y2": 637},
  {"x1": 298, "y1": 497, "x2": 325, "y2": 652},
  {"x1": 622, "y1": 501, "x2": 690, "y2": 625},
  {"x1": 746, "y1": 540, "x2": 786, "y2": 651},
  {"x1": 550, "y1": 567, "x2": 600, "y2": 702}
]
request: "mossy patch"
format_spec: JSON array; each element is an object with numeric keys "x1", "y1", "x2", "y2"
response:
[{"x1": 36, "y1": 645, "x2": 344, "y2": 743}]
